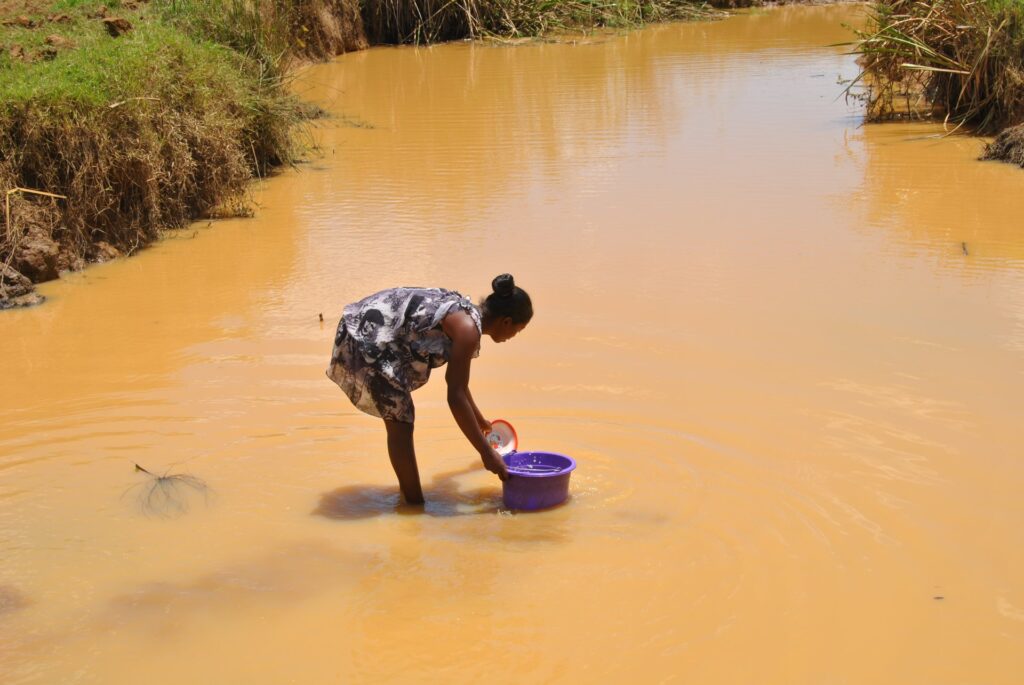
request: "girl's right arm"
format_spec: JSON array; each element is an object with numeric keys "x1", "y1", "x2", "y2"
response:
[{"x1": 442, "y1": 312, "x2": 509, "y2": 480}]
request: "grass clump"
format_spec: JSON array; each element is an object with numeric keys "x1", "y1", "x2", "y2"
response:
[{"x1": 852, "y1": 0, "x2": 1024, "y2": 133}]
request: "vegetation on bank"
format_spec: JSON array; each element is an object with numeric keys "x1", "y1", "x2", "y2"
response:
[
  {"x1": 0, "y1": 0, "x2": 309, "y2": 306},
  {"x1": 853, "y1": 0, "x2": 1024, "y2": 166},
  {"x1": 360, "y1": 0, "x2": 715, "y2": 44},
  {"x1": 1, "y1": 0, "x2": 727, "y2": 307}
]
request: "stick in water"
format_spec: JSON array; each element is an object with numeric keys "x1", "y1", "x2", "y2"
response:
[{"x1": 125, "y1": 463, "x2": 210, "y2": 518}]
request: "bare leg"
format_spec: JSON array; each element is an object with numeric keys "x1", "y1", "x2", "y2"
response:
[{"x1": 384, "y1": 420, "x2": 424, "y2": 504}]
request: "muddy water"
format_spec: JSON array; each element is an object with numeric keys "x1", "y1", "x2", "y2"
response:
[{"x1": 2, "y1": 4, "x2": 1024, "y2": 683}]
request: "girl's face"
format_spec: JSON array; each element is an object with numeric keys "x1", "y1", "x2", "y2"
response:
[{"x1": 489, "y1": 317, "x2": 528, "y2": 343}]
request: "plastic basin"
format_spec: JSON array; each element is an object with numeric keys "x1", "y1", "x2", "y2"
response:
[{"x1": 501, "y1": 451, "x2": 576, "y2": 511}]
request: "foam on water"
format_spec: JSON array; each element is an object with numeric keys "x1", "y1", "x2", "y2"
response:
[{"x1": 506, "y1": 462, "x2": 565, "y2": 475}]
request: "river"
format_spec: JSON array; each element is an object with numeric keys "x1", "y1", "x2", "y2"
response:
[{"x1": 1, "y1": 4, "x2": 1023, "y2": 683}]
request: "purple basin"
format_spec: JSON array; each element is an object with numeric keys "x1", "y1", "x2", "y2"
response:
[{"x1": 502, "y1": 451, "x2": 576, "y2": 511}]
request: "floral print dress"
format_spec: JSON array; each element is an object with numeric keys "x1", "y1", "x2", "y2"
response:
[{"x1": 326, "y1": 287, "x2": 482, "y2": 423}]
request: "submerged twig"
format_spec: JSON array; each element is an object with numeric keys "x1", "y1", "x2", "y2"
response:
[{"x1": 125, "y1": 463, "x2": 210, "y2": 518}]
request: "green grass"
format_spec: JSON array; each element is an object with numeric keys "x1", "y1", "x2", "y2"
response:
[
  {"x1": 0, "y1": 7, "x2": 297, "y2": 167},
  {"x1": 1, "y1": 25, "x2": 251, "y2": 108},
  {"x1": 0, "y1": 0, "x2": 298, "y2": 104}
]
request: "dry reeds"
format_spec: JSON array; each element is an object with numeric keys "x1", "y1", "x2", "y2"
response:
[
  {"x1": 360, "y1": 0, "x2": 717, "y2": 44},
  {"x1": 2, "y1": 106, "x2": 248, "y2": 256},
  {"x1": 288, "y1": 0, "x2": 368, "y2": 55},
  {"x1": 852, "y1": 0, "x2": 1024, "y2": 133}
]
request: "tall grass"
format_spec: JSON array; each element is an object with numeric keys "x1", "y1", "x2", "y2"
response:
[
  {"x1": 853, "y1": 0, "x2": 1024, "y2": 133},
  {"x1": 158, "y1": 0, "x2": 298, "y2": 73}
]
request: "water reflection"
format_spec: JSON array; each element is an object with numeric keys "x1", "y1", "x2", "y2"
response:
[
  {"x1": 854, "y1": 122, "x2": 1024, "y2": 267},
  {"x1": 295, "y1": 4, "x2": 863, "y2": 236}
]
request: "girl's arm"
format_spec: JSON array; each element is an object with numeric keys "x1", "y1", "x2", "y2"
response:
[
  {"x1": 442, "y1": 312, "x2": 509, "y2": 480},
  {"x1": 465, "y1": 386, "x2": 491, "y2": 435}
]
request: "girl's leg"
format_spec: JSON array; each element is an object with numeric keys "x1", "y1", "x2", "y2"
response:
[{"x1": 384, "y1": 420, "x2": 424, "y2": 504}]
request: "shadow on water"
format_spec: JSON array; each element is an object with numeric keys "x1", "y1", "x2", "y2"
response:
[
  {"x1": 313, "y1": 462, "x2": 507, "y2": 520},
  {"x1": 0, "y1": 585, "x2": 29, "y2": 617}
]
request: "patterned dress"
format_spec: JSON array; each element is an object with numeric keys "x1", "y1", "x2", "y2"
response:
[{"x1": 326, "y1": 287, "x2": 482, "y2": 423}]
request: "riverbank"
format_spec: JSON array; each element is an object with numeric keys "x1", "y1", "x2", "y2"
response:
[{"x1": 854, "y1": 0, "x2": 1024, "y2": 166}]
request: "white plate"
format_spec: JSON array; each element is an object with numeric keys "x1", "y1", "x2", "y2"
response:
[{"x1": 486, "y1": 419, "x2": 518, "y2": 456}]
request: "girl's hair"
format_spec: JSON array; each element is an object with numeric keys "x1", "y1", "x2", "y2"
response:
[{"x1": 481, "y1": 274, "x2": 533, "y2": 324}]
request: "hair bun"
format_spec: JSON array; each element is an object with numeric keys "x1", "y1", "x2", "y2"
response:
[{"x1": 492, "y1": 273, "x2": 515, "y2": 297}]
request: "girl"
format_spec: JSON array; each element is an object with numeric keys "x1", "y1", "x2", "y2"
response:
[{"x1": 327, "y1": 274, "x2": 533, "y2": 504}]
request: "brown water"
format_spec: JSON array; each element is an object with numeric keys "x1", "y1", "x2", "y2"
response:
[{"x1": 3, "y1": 5, "x2": 1024, "y2": 683}]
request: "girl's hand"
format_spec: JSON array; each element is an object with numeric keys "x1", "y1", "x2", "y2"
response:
[
  {"x1": 478, "y1": 417, "x2": 493, "y2": 435},
  {"x1": 479, "y1": 446, "x2": 509, "y2": 481}
]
